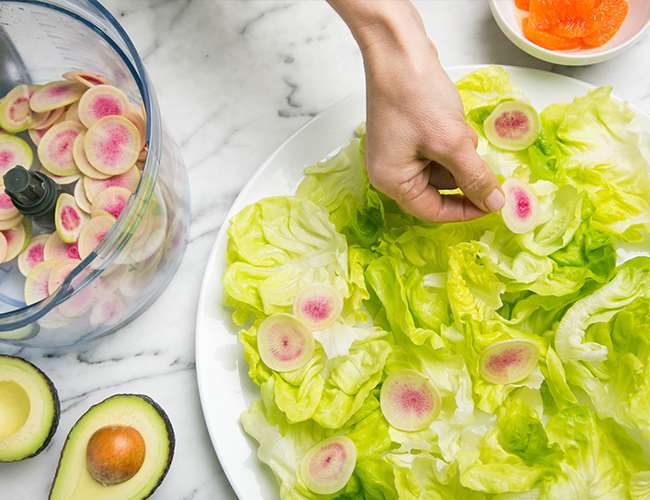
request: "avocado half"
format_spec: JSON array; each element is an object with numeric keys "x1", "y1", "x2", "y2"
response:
[
  {"x1": 0, "y1": 354, "x2": 60, "y2": 462},
  {"x1": 49, "y1": 394, "x2": 175, "y2": 500}
]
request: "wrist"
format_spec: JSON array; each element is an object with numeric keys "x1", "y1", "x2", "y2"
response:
[{"x1": 330, "y1": 0, "x2": 431, "y2": 56}]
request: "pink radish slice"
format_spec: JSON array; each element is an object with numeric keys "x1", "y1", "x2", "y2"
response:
[
  {"x1": 48, "y1": 173, "x2": 80, "y2": 185},
  {"x1": 484, "y1": 101, "x2": 540, "y2": 152},
  {"x1": 380, "y1": 369, "x2": 441, "y2": 432},
  {"x1": 0, "y1": 84, "x2": 32, "y2": 133},
  {"x1": 299, "y1": 437, "x2": 357, "y2": 495},
  {"x1": 30, "y1": 106, "x2": 65, "y2": 131},
  {"x1": 501, "y1": 179, "x2": 540, "y2": 234},
  {"x1": 78, "y1": 215, "x2": 115, "y2": 259},
  {"x1": 28, "y1": 128, "x2": 48, "y2": 146},
  {"x1": 30, "y1": 81, "x2": 85, "y2": 113},
  {"x1": 37, "y1": 120, "x2": 83, "y2": 176},
  {"x1": 479, "y1": 339, "x2": 540, "y2": 385},
  {"x1": 0, "y1": 187, "x2": 19, "y2": 221},
  {"x1": 24, "y1": 260, "x2": 60, "y2": 304},
  {"x1": 0, "y1": 134, "x2": 33, "y2": 175},
  {"x1": 293, "y1": 283, "x2": 343, "y2": 331},
  {"x1": 126, "y1": 104, "x2": 147, "y2": 150},
  {"x1": 78, "y1": 84, "x2": 128, "y2": 127},
  {"x1": 44, "y1": 233, "x2": 80, "y2": 261},
  {"x1": 73, "y1": 132, "x2": 110, "y2": 180},
  {"x1": 63, "y1": 71, "x2": 108, "y2": 88},
  {"x1": 90, "y1": 292, "x2": 126, "y2": 328},
  {"x1": 58, "y1": 280, "x2": 96, "y2": 318},
  {"x1": 18, "y1": 234, "x2": 48, "y2": 276},
  {"x1": 84, "y1": 115, "x2": 140, "y2": 175},
  {"x1": 257, "y1": 313, "x2": 314, "y2": 372},
  {"x1": 47, "y1": 259, "x2": 79, "y2": 294},
  {"x1": 0, "y1": 232, "x2": 7, "y2": 263},
  {"x1": 55, "y1": 193, "x2": 86, "y2": 243},
  {"x1": 1, "y1": 220, "x2": 29, "y2": 264},
  {"x1": 91, "y1": 186, "x2": 131, "y2": 219},
  {"x1": 74, "y1": 179, "x2": 92, "y2": 214},
  {"x1": 0, "y1": 214, "x2": 22, "y2": 230},
  {"x1": 83, "y1": 166, "x2": 140, "y2": 203},
  {"x1": 64, "y1": 102, "x2": 81, "y2": 123}
]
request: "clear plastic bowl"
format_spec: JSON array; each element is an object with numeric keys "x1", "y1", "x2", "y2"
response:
[{"x1": 0, "y1": 0, "x2": 190, "y2": 348}]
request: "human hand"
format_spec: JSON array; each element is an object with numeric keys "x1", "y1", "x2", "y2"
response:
[{"x1": 330, "y1": 1, "x2": 504, "y2": 222}]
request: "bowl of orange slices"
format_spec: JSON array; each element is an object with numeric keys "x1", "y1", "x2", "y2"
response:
[{"x1": 489, "y1": 0, "x2": 650, "y2": 65}]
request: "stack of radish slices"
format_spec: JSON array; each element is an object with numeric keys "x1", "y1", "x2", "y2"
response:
[{"x1": 0, "y1": 71, "x2": 147, "y2": 310}]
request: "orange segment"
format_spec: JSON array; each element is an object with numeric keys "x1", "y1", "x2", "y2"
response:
[
  {"x1": 515, "y1": 0, "x2": 530, "y2": 10},
  {"x1": 530, "y1": 0, "x2": 597, "y2": 30},
  {"x1": 522, "y1": 17, "x2": 583, "y2": 50},
  {"x1": 582, "y1": 0, "x2": 629, "y2": 47}
]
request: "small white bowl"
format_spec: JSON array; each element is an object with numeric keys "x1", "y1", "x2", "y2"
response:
[{"x1": 489, "y1": 0, "x2": 650, "y2": 65}]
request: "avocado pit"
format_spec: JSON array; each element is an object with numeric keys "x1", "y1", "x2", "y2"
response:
[{"x1": 86, "y1": 425, "x2": 145, "y2": 486}]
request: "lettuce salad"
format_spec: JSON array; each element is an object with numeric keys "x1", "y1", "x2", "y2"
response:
[{"x1": 223, "y1": 67, "x2": 650, "y2": 499}]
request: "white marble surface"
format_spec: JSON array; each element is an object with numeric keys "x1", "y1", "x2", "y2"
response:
[{"x1": 0, "y1": 1, "x2": 648, "y2": 498}]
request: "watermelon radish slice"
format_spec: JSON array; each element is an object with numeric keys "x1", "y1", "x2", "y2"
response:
[
  {"x1": 1, "y1": 220, "x2": 30, "y2": 264},
  {"x1": 37, "y1": 120, "x2": 83, "y2": 176},
  {"x1": 0, "y1": 84, "x2": 32, "y2": 133},
  {"x1": 0, "y1": 232, "x2": 7, "y2": 263},
  {"x1": 0, "y1": 134, "x2": 33, "y2": 175},
  {"x1": 55, "y1": 193, "x2": 87, "y2": 243},
  {"x1": 44, "y1": 233, "x2": 80, "y2": 261},
  {"x1": 18, "y1": 234, "x2": 48, "y2": 276},
  {"x1": 78, "y1": 84, "x2": 128, "y2": 128},
  {"x1": 24, "y1": 260, "x2": 60, "y2": 305},
  {"x1": 83, "y1": 166, "x2": 140, "y2": 203},
  {"x1": 78, "y1": 215, "x2": 115, "y2": 259},
  {"x1": 73, "y1": 131, "x2": 110, "y2": 180},
  {"x1": 30, "y1": 106, "x2": 65, "y2": 131},
  {"x1": 47, "y1": 259, "x2": 79, "y2": 294},
  {"x1": 257, "y1": 313, "x2": 314, "y2": 372},
  {"x1": 0, "y1": 187, "x2": 19, "y2": 221},
  {"x1": 299, "y1": 437, "x2": 357, "y2": 495},
  {"x1": 293, "y1": 283, "x2": 343, "y2": 331},
  {"x1": 74, "y1": 179, "x2": 92, "y2": 214},
  {"x1": 380, "y1": 369, "x2": 441, "y2": 432},
  {"x1": 64, "y1": 101, "x2": 81, "y2": 123},
  {"x1": 28, "y1": 128, "x2": 48, "y2": 146},
  {"x1": 90, "y1": 292, "x2": 126, "y2": 328},
  {"x1": 501, "y1": 179, "x2": 540, "y2": 234},
  {"x1": 126, "y1": 104, "x2": 147, "y2": 150},
  {"x1": 63, "y1": 71, "x2": 108, "y2": 88},
  {"x1": 91, "y1": 186, "x2": 131, "y2": 219},
  {"x1": 30, "y1": 80, "x2": 85, "y2": 113},
  {"x1": 48, "y1": 173, "x2": 80, "y2": 185},
  {"x1": 0, "y1": 214, "x2": 22, "y2": 231},
  {"x1": 479, "y1": 339, "x2": 540, "y2": 385},
  {"x1": 84, "y1": 115, "x2": 141, "y2": 175},
  {"x1": 484, "y1": 100, "x2": 540, "y2": 151}
]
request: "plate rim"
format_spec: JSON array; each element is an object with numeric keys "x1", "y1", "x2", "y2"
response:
[{"x1": 194, "y1": 64, "x2": 639, "y2": 499}]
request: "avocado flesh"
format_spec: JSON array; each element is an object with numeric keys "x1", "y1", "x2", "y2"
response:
[
  {"x1": 50, "y1": 394, "x2": 174, "y2": 500},
  {"x1": 0, "y1": 355, "x2": 59, "y2": 462}
]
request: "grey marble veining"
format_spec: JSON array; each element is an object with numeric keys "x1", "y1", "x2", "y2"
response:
[{"x1": 0, "y1": 1, "x2": 648, "y2": 498}]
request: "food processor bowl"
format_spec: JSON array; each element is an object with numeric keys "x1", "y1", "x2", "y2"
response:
[{"x1": 0, "y1": 0, "x2": 190, "y2": 348}]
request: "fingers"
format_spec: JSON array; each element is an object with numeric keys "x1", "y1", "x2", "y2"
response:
[
  {"x1": 397, "y1": 185, "x2": 486, "y2": 223},
  {"x1": 426, "y1": 129, "x2": 504, "y2": 213}
]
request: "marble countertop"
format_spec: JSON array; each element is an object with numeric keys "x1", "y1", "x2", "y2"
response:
[{"x1": 0, "y1": 1, "x2": 648, "y2": 498}]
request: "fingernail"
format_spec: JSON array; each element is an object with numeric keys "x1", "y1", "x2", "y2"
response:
[{"x1": 485, "y1": 188, "x2": 505, "y2": 212}]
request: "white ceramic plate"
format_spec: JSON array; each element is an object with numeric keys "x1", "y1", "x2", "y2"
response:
[{"x1": 195, "y1": 65, "x2": 648, "y2": 499}]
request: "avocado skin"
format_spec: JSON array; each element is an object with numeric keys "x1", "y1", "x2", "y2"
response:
[
  {"x1": 0, "y1": 354, "x2": 60, "y2": 462},
  {"x1": 48, "y1": 393, "x2": 175, "y2": 500}
]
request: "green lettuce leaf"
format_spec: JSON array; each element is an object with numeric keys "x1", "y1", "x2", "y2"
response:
[{"x1": 224, "y1": 196, "x2": 349, "y2": 324}]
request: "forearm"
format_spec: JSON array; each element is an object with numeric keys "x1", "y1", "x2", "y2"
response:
[{"x1": 328, "y1": 0, "x2": 429, "y2": 55}]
